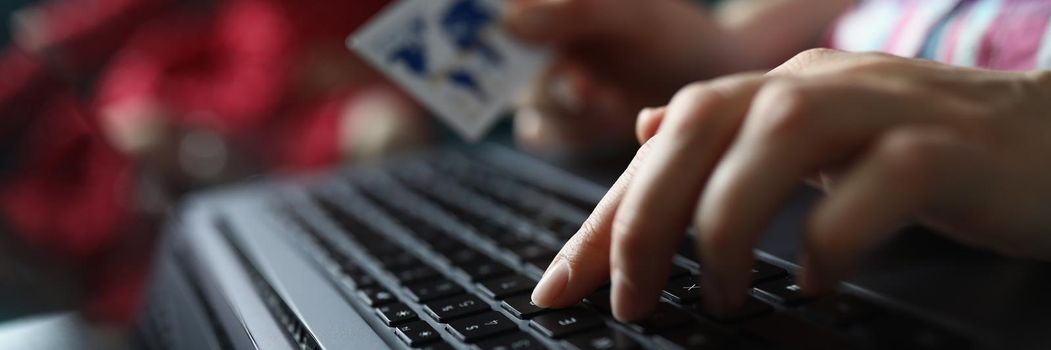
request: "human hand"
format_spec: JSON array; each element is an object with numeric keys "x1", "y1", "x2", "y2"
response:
[
  {"x1": 505, "y1": 0, "x2": 728, "y2": 154},
  {"x1": 529, "y1": 49, "x2": 1051, "y2": 321}
]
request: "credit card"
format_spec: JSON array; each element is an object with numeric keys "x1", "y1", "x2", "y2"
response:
[{"x1": 350, "y1": 0, "x2": 550, "y2": 141}]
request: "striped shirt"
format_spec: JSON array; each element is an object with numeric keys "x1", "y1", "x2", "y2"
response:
[{"x1": 831, "y1": 0, "x2": 1051, "y2": 70}]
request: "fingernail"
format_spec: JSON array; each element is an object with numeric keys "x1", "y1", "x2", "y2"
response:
[
  {"x1": 532, "y1": 259, "x2": 569, "y2": 308},
  {"x1": 611, "y1": 269, "x2": 650, "y2": 321}
]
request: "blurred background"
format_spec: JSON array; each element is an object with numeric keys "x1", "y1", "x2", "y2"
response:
[
  {"x1": 0, "y1": 0, "x2": 714, "y2": 347},
  {"x1": 0, "y1": 1, "x2": 444, "y2": 345}
]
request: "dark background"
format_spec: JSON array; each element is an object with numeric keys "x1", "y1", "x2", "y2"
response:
[{"x1": 0, "y1": 0, "x2": 36, "y2": 47}]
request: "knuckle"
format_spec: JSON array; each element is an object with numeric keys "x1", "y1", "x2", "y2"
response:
[
  {"x1": 751, "y1": 80, "x2": 815, "y2": 138},
  {"x1": 796, "y1": 48, "x2": 840, "y2": 61},
  {"x1": 671, "y1": 82, "x2": 723, "y2": 110},
  {"x1": 560, "y1": 227, "x2": 606, "y2": 266},
  {"x1": 675, "y1": 81, "x2": 716, "y2": 98},
  {"x1": 875, "y1": 129, "x2": 943, "y2": 183},
  {"x1": 837, "y1": 55, "x2": 898, "y2": 74},
  {"x1": 782, "y1": 48, "x2": 841, "y2": 70},
  {"x1": 662, "y1": 82, "x2": 730, "y2": 139}
]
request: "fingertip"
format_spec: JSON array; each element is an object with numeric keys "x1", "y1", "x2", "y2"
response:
[
  {"x1": 531, "y1": 258, "x2": 570, "y2": 308},
  {"x1": 802, "y1": 196, "x2": 871, "y2": 295},
  {"x1": 697, "y1": 251, "x2": 751, "y2": 314},
  {"x1": 700, "y1": 273, "x2": 749, "y2": 315},
  {"x1": 696, "y1": 230, "x2": 753, "y2": 313}
]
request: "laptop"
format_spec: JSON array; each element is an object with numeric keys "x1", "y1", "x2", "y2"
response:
[{"x1": 131, "y1": 143, "x2": 1051, "y2": 350}]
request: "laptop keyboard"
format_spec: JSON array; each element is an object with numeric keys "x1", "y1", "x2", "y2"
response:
[{"x1": 278, "y1": 149, "x2": 971, "y2": 350}]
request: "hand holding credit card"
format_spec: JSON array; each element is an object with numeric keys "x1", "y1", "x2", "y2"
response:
[{"x1": 350, "y1": 0, "x2": 550, "y2": 141}]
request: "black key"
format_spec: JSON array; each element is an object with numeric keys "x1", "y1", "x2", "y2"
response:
[
  {"x1": 343, "y1": 270, "x2": 378, "y2": 288},
  {"x1": 584, "y1": 289, "x2": 612, "y2": 314},
  {"x1": 663, "y1": 276, "x2": 702, "y2": 304},
  {"x1": 654, "y1": 323, "x2": 735, "y2": 350},
  {"x1": 529, "y1": 307, "x2": 604, "y2": 338},
  {"x1": 742, "y1": 313, "x2": 853, "y2": 350},
  {"x1": 446, "y1": 312, "x2": 517, "y2": 342},
  {"x1": 406, "y1": 279, "x2": 464, "y2": 303},
  {"x1": 668, "y1": 265, "x2": 691, "y2": 279},
  {"x1": 393, "y1": 265, "x2": 441, "y2": 284},
  {"x1": 424, "y1": 295, "x2": 489, "y2": 322},
  {"x1": 698, "y1": 297, "x2": 772, "y2": 323},
  {"x1": 491, "y1": 233, "x2": 533, "y2": 248},
  {"x1": 377, "y1": 252, "x2": 420, "y2": 269},
  {"x1": 444, "y1": 248, "x2": 484, "y2": 265},
  {"x1": 751, "y1": 261, "x2": 788, "y2": 283},
  {"x1": 564, "y1": 329, "x2": 642, "y2": 350},
  {"x1": 357, "y1": 287, "x2": 396, "y2": 306},
  {"x1": 405, "y1": 222, "x2": 444, "y2": 241},
  {"x1": 629, "y1": 303, "x2": 694, "y2": 334},
  {"x1": 478, "y1": 275, "x2": 536, "y2": 300},
  {"x1": 376, "y1": 303, "x2": 417, "y2": 326},
  {"x1": 753, "y1": 277, "x2": 811, "y2": 305},
  {"x1": 432, "y1": 239, "x2": 469, "y2": 254},
  {"x1": 473, "y1": 332, "x2": 545, "y2": 350},
  {"x1": 395, "y1": 321, "x2": 441, "y2": 347},
  {"x1": 509, "y1": 244, "x2": 557, "y2": 261},
  {"x1": 546, "y1": 218, "x2": 579, "y2": 239},
  {"x1": 460, "y1": 258, "x2": 512, "y2": 282},
  {"x1": 471, "y1": 220, "x2": 506, "y2": 238},
  {"x1": 501, "y1": 295, "x2": 550, "y2": 319},
  {"x1": 855, "y1": 313, "x2": 971, "y2": 350},
  {"x1": 802, "y1": 294, "x2": 880, "y2": 326},
  {"x1": 523, "y1": 254, "x2": 557, "y2": 275},
  {"x1": 675, "y1": 236, "x2": 701, "y2": 269},
  {"x1": 440, "y1": 247, "x2": 476, "y2": 261},
  {"x1": 360, "y1": 240, "x2": 401, "y2": 255}
]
